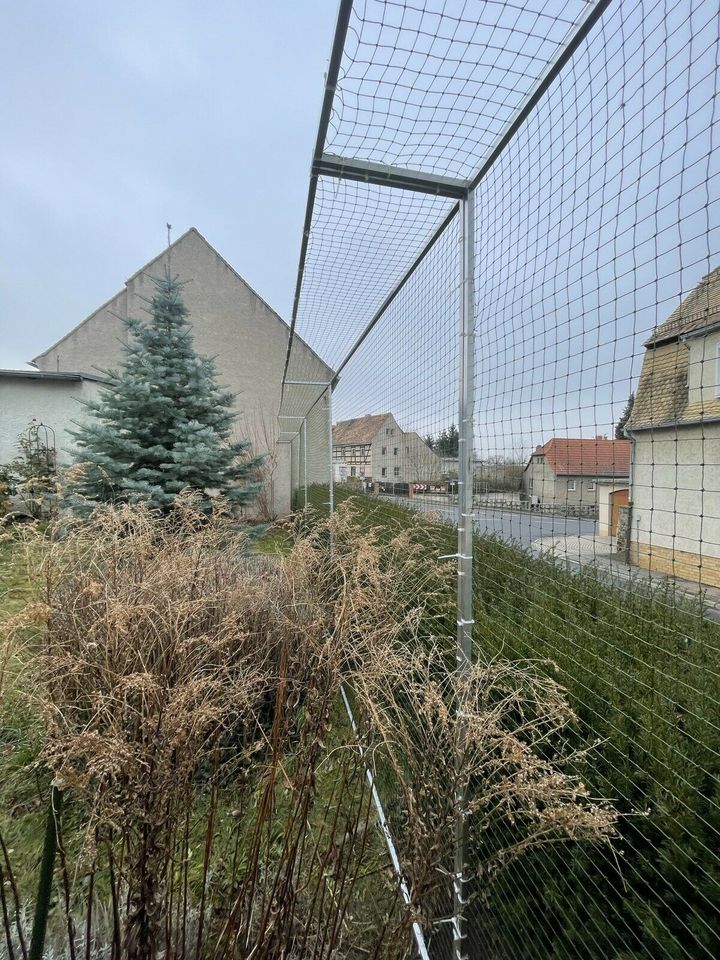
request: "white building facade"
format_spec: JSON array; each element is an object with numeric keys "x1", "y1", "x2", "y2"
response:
[{"x1": 627, "y1": 267, "x2": 720, "y2": 586}]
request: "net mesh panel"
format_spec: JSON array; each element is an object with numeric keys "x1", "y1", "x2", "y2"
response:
[
  {"x1": 469, "y1": 1, "x2": 720, "y2": 956},
  {"x1": 333, "y1": 208, "x2": 459, "y2": 512},
  {"x1": 326, "y1": 0, "x2": 591, "y2": 178},
  {"x1": 285, "y1": 0, "x2": 720, "y2": 956}
]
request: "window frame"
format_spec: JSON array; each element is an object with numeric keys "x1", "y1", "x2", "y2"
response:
[{"x1": 567, "y1": 479, "x2": 577, "y2": 492}]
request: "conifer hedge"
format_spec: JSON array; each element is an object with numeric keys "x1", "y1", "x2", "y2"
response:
[{"x1": 303, "y1": 485, "x2": 720, "y2": 958}]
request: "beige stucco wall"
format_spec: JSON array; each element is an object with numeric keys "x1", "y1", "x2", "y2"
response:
[
  {"x1": 33, "y1": 229, "x2": 331, "y2": 517},
  {"x1": 522, "y1": 454, "x2": 598, "y2": 506},
  {"x1": 523, "y1": 455, "x2": 557, "y2": 502},
  {"x1": 687, "y1": 331, "x2": 720, "y2": 406},
  {"x1": 0, "y1": 377, "x2": 104, "y2": 465},
  {"x1": 366, "y1": 416, "x2": 439, "y2": 482},
  {"x1": 630, "y1": 424, "x2": 720, "y2": 558}
]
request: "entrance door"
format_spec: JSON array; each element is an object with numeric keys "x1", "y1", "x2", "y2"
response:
[{"x1": 610, "y1": 488, "x2": 629, "y2": 537}]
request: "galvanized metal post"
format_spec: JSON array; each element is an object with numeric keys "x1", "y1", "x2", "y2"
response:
[
  {"x1": 303, "y1": 417, "x2": 308, "y2": 507},
  {"x1": 454, "y1": 188, "x2": 475, "y2": 960},
  {"x1": 293, "y1": 434, "x2": 299, "y2": 509},
  {"x1": 327, "y1": 387, "x2": 334, "y2": 516}
]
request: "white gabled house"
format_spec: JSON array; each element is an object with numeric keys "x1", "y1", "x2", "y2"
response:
[{"x1": 627, "y1": 266, "x2": 720, "y2": 586}]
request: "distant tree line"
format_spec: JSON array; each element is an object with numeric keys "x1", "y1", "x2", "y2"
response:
[{"x1": 424, "y1": 423, "x2": 459, "y2": 457}]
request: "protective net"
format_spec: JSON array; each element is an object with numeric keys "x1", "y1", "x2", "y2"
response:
[{"x1": 283, "y1": 0, "x2": 720, "y2": 956}]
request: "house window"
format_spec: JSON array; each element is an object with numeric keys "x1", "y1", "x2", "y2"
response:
[
  {"x1": 393, "y1": 447, "x2": 398, "y2": 456},
  {"x1": 587, "y1": 481, "x2": 596, "y2": 492},
  {"x1": 405, "y1": 445, "x2": 409, "y2": 454},
  {"x1": 385, "y1": 427, "x2": 395, "y2": 436},
  {"x1": 716, "y1": 343, "x2": 720, "y2": 398},
  {"x1": 529, "y1": 479, "x2": 533, "y2": 491},
  {"x1": 567, "y1": 480, "x2": 577, "y2": 492},
  {"x1": 394, "y1": 467, "x2": 400, "y2": 477},
  {"x1": 381, "y1": 467, "x2": 387, "y2": 477},
  {"x1": 350, "y1": 467, "x2": 356, "y2": 477},
  {"x1": 382, "y1": 445, "x2": 386, "y2": 455}
]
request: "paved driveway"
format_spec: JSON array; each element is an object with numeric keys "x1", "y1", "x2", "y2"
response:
[{"x1": 387, "y1": 496, "x2": 596, "y2": 548}]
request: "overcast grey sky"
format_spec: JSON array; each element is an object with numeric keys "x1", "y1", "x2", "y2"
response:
[{"x1": 0, "y1": 1, "x2": 337, "y2": 369}]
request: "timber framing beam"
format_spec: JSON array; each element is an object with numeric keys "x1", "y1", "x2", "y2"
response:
[{"x1": 314, "y1": 154, "x2": 469, "y2": 199}]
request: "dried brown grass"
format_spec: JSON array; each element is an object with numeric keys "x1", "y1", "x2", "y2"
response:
[{"x1": 0, "y1": 495, "x2": 616, "y2": 959}]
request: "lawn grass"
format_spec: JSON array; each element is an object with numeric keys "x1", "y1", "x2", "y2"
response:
[
  {"x1": 0, "y1": 535, "x2": 34, "y2": 617},
  {"x1": 251, "y1": 527, "x2": 292, "y2": 556}
]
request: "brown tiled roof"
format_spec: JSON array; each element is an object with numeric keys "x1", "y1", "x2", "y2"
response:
[
  {"x1": 534, "y1": 438, "x2": 631, "y2": 478},
  {"x1": 627, "y1": 342, "x2": 689, "y2": 427},
  {"x1": 332, "y1": 414, "x2": 391, "y2": 445},
  {"x1": 645, "y1": 267, "x2": 720, "y2": 345},
  {"x1": 629, "y1": 266, "x2": 720, "y2": 430}
]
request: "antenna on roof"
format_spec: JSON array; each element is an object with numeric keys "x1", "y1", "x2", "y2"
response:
[{"x1": 166, "y1": 223, "x2": 173, "y2": 274}]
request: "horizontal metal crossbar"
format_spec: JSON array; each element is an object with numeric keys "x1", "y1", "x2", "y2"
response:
[
  {"x1": 284, "y1": 379, "x2": 333, "y2": 386},
  {"x1": 314, "y1": 154, "x2": 469, "y2": 199}
]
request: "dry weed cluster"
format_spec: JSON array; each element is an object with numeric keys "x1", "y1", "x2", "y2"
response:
[{"x1": 0, "y1": 495, "x2": 616, "y2": 959}]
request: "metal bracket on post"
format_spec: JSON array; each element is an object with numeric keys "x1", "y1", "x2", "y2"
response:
[{"x1": 454, "y1": 186, "x2": 475, "y2": 960}]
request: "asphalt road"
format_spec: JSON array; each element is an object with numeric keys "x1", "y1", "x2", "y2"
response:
[{"x1": 387, "y1": 496, "x2": 596, "y2": 547}]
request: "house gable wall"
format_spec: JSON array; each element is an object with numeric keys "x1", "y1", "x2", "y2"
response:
[
  {"x1": 30, "y1": 230, "x2": 332, "y2": 516},
  {"x1": 523, "y1": 455, "x2": 557, "y2": 502},
  {"x1": 687, "y1": 329, "x2": 720, "y2": 410},
  {"x1": 369, "y1": 415, "x2": 398, "y2": 480},
  {"x1": 34, "y1": 288, "x2": 129, "y2": 376}
]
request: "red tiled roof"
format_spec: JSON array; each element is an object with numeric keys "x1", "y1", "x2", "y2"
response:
[{"x1": 534, "y1": 438, "x2": 631, "y2": 478}]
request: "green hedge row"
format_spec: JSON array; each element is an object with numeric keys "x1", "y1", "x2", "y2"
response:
[{"x1": 301, "y1": 486, "x2": 720, "y2": 958}]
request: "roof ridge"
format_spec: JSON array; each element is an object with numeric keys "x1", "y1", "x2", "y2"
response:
[
  {"x1": 646, "y1": 265, "x2": 720, "y2": 346},
  {"x1": 31, "y1": 228, "x2": 334, "y2": 377}
]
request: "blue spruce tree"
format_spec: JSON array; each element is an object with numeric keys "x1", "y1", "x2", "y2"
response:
[{"x1": 68, "y1": 273, "x2": 262, "y2": 513}]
